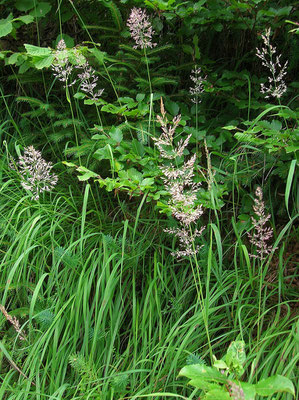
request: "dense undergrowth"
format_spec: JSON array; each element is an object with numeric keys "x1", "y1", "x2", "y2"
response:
[{"x1": 0, "y1": 1, "x2": 298, "y2": 399}]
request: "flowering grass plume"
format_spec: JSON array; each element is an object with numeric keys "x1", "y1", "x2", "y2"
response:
[
  {"x1": 127, "y1": 7, "x2": 156, "y2": 49},
  {"x1": 256, "y1": 28, "x2": 288, "y2": 99},
  {"x1": 51, "y1": 39, "x2": 77, "y2": 87},
  {"x1": 10, "y1": 146, "x2": 58, "y2": 200},
  {"x1": 190, "y1": 67, "x2": 206, "y2": 103},
  {"x1": 0, "y1": 305, "x2": 27, "y2": 341},
  {"x1": 77, "y1": 62, "x2": 104, "y2": 101},
  {"x1": 247, "y1": 187, "x2": 274, "y2": 261},
  {"x1": 153, "y1": 99, "x2": 205, "y2": 258}
]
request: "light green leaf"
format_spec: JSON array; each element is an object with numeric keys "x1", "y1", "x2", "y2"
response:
[
  {"x1": 63, "y1": 161, "x2": 77, "y2": 168},
  {"x1": 255, "y1": 375, "x2": 295, "y2": 397},
  {"x1": 34, "y1": 55, "x2": 55, "y2": 69},
  {"x1": 7, "y1": 53, "x2": 20, "y2": 65},
  {"x1": 24, "y1": 44, "x2": 51, "y2": 56},
  {"x1": 240, "y1": 382, "x2": 256, "y2": 400},
  {"x1": 0, "y1": 19, "x2": 13, "y2": 38},
  {"x1": 213, "y1": 360, "x2": 228, "y2": 370},
  {"x1": 179, "y1": 364, "x2": 227, "y2": 382},
  {"x1": 204, "y1": 388, "x2": 231, "y2": 400},
  {"x1": 15, "y1": 15, "x2": 34, "y2": 24},
  {"x1": 101, "y1": 103, "x2": 127, "y2": 114},
  {"x1": 109, "y1": 127, "x2": 123, "y2": 144}
]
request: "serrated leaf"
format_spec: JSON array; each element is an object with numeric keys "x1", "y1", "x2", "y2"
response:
[
  {"x1": 34, "y1": 54, "x2": 55, "y2": 69},
  {"x1": 24, "y1": 44, "x2": 51, "y2": 56}
]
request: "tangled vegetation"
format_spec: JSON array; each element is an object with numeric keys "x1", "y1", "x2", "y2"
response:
[{"x1": 0, "y1": 1, "x2": 298, "y2": 399}]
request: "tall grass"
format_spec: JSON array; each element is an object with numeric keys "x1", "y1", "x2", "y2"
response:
[{"x1": 0, "y1": 2, "x2": 298, "y2": 399}]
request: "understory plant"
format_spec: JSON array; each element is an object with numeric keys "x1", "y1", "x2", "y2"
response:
[{"x1": 179, "y1": 340, "x2": 295, "y2": 400}]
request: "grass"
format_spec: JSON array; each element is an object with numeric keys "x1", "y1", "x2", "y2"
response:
[
  {"x1": 0, "y1": 157, "x2": 297, "y2": 398},
  {"x1": 0, "y1": 2, "x2": 298, "y2": 398}
]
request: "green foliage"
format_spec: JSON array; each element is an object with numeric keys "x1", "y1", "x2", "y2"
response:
[
  {"x1": 179, "y1": 341, "x2": 296, "y2": 399},
  {"x1": 0, "y1": 0, "x2": 298, "y2": 399}
]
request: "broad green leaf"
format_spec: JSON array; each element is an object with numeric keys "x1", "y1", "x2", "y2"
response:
[
  {"x1": 0, "y1": 19, "x2": 13, "y2": 38},
  {"x1": 255, "y1": 375, "x2": 295, "y2": 397},
  {"x1": 29, "y1": 2, "x2": 52, "y2": 18},
  {"x1": 140, "y1": 178, "x2": 155, "y2": 189},
  {"x1": 213, "y1": 360, "x2": 228, "y2": 370},
  {"x1": 101, "y1": 103, "x2": 127, "y2": 114},
  {"x1": 24, "y1": 44, "x2": 51, "y2": 56},
  {"x1": 186, "y1": 378, "x2": 220, "y2": 391},
  {"x1": 179, "y1": 364, "x2": 227, "y2": 382},
  {"x1": 77, "y1": 171, "x2": 99, "y2": 181},
  {"x1": 18, "y1": 61, "x2": 30, "y2": 74},
  {"x1": 15, "y1": 15, "x2": 34, "y2": 24},
  {"x1": 15, "y1": 0, "x2": 35, "y2": 11},
  {"x1": 132, "y1": 139, "x2": 145, "y2": 157},
  {"x1": 94, "y1": 145, "x2": 112, "y2": 161},
  {"x1": 7, "y1": 53, "x2": 20, "y2": 65},
  {"x1": 109, "y1": 127, "x2": 123, "y2": 144},
  {"x1": 90, "y1": 48, "x2": 106, "y2": 64},
  {"x1": 54, "y1": 34, "x2": 74, "y2": 48},
  {"x1": 240, "y1": 382, "x2": 256, "y2": 400},
  {"x1": 73, "y1": 92, "x2": 86, "y2": 100},
  {"x1": 125, "y1": 168, "x2": 143, "y2": 183},
  {"x1": 34, "y1": 55, "x2": 55, "y2": 69},
  {"x1": 204, "y1": 388, "x2": 231, "y2": 400},
  {"x1": 136, "y1": 93, "x2": 145, "y2": 102},
  {"x1": 165, "y1": 100, "x2": 179, "y2": 116}
]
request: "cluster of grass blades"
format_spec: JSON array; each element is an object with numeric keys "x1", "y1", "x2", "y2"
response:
[{"x1": 0, "y1": 158, "x2": 297, "y2": 399}]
